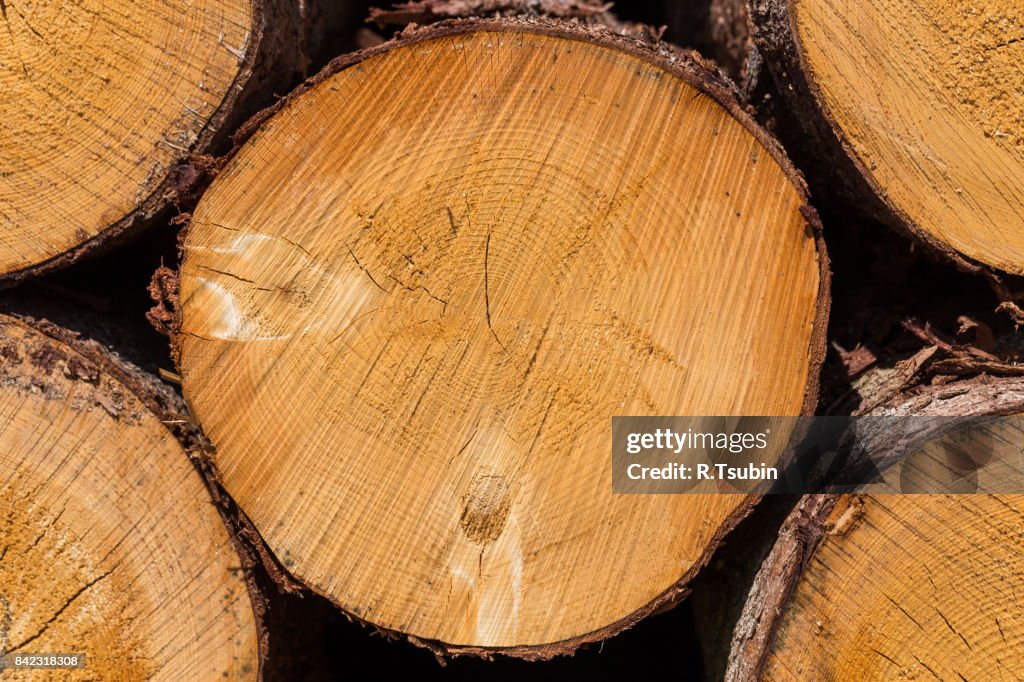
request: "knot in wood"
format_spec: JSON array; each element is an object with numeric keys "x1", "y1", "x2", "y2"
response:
[{"x1": 459, "y1": 473, "x2": 511, "y2": 545}]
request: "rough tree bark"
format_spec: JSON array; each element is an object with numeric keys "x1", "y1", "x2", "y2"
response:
[
  {"x1": 153, "y1": 17, "x2": 831, "y2": 658},
  {"x1": 662, "y1": 0, "x2": 756, "y2": 93},
  {"x1": 748, "y1": 0, "x2": 1024, "y2": 284},
  {"x1": 0, "y1": 313, "x2": 263, "y2": 679},
  {"x1": 0, "y1": 0, "x2": 357, "y2": 285},
  {"x1": 726, "y1": 375, "x2": 1024, "y2": 681}
]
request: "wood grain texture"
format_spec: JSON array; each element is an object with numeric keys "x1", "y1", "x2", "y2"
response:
[
  {"x1": 727, "y1": 377, "x2": 1024, "y2": 681},
  {"x1": 0, "y1": 0, "x2": 339, "y2": 284},
  {"x1": 751, "y1": 0, "x2": 1024, "y2": 274},
  {"x1": 0, "y1": 315, "x2": 259, "y2": 680},
  {"x1": 175, "y1": 21, "x2": 828, "y2": 655},
  {"x1": 765, "y1": 494, "x2": 1024, "y2": 681}
]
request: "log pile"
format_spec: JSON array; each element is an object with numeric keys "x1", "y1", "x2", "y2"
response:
[{"x1": 1, "y1": 0, "x2": 1021, "y2": 678}]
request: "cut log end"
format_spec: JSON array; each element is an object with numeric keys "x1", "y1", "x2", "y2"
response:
[
  {"x1": 0, "y1": 0, "x2": 330, "y2": 284},
  {"x1": 763, "y1": 493, "x2": 1024, "y2": 681},
  {"x1": 174, "y1": 21, "x2": 828, "y2": 654},
  {"x1": 753, "y1": 0, "x2": 1024, "y2": 274},
  {"x1": 0, "y1": 315, "x2": 259, "y2": 679},
  {"x1": 728, "y1": 377, "x2": 1024, "y2": 681}
]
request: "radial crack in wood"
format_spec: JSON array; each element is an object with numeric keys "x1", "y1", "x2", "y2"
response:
[
  {"x1": 0, "y1": 315, "x2": 260, "y2": 679},
  {"x1": 762, "y1": 493, "x2": 1024, "y2": 681}
]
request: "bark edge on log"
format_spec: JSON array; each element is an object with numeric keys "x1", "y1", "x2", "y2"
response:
[
  {"x1": 725, "y1": 375, "x2": 1024, "y2": 681},
  {"x1": 165, "y1": 16, "x2": 833, "y2": 660}
]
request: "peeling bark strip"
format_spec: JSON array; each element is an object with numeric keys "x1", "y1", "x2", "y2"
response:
[
  {"x1": 749, "y1": 0, "x2": 1024, "y2": 280},
  {"x1": 656, "y1": 0, "x2": 759, "y2": 92},
  {"x1": 726, "y1": 377, "x2": 1024, "y2": 681},
  {"x1": 171, "y1": 18, "x2": 830, "y2": 659},
  {"x1": 147, "y1": 265, "x2": 182, "y2": 341},
  {"x1": 725, "y1": 494, "x2": 838, "y2": 682},
  {"x1": 369, "y1": 0, "x2": 613, "y2": 26},
  {"x1": 0, "y1": 0, "x2": 357, "y2": 286},
  {"x1": 0, "y1": 314, "x2": 262, "y2": 679}
]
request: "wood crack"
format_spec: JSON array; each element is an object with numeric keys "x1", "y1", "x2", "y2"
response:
[
  {"x1": 8, "y1": 565, "x2": 117, "y2": 653},
  {"x1": 1, "y1": 0, "x2": 30, "y2": 78},
  {"x1": 385, "y1": 274, "x2": 448, "y2": 315},
  {"x1": 344, "y1": 243, "x2": 389, "y2": 293},
  {"x1": 913, "y1": 656, "x2": 942, "y2": 680},
  {"x1": 198, "y1": 265, "x2": 254, "y2": 285},
  {"x1": 935, "y1": 607, "x2": 973, "y2": 651},
  {"x1": 883, "y1": 592, "x2": 924, "y2": 631},
  {"x1": 277, "y1": 235, "x2": 312, "y2": 258},
  {"x1": 983, "y1": 35, "x2": 1023, "y2": 52},
  {"x1": 25, "y1": 504, "x2": 66, "y2": 552},
  {"x1": 483, "y1": 231, "x2": 505, "y2": 351},
  {"x1": 8, "y1": 2, "x2": 44, "y2": 42},
  {"x1": 869, "y1": 646, "x2": 901, "y2": 669},
  {"x1": 447, "y1": 427, "x2": 479, "y2": 470}
]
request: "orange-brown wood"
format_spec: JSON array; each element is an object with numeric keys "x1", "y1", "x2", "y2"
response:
[
  {"x1": 0, "y1": 315, "x2": 259, "y2": 679},
  {"x1": 176, "y1": 22, "x2": 827, "y2": 654}
]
